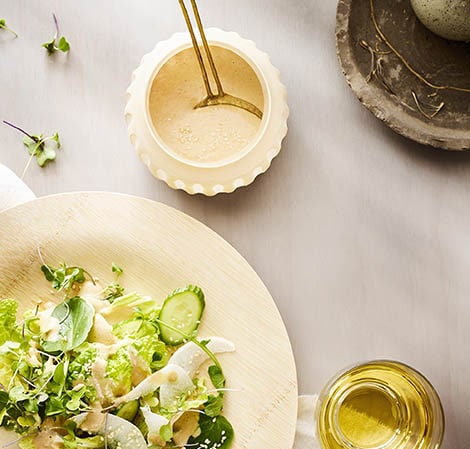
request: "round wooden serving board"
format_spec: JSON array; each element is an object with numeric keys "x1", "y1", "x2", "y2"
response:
[{"x1": 0, "y1": 192, "x2": 298, "y2": 449}]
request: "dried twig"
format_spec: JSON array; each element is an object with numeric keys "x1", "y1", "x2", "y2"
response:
[
  {"x1": 411, "y1": 91, "x2": 445, "y2": 119},
  {"x1": 360, "y1": 40, "x2": 391, "y2": 83},
  {"x1": 369, "y1": 0, "x2": 470, "y2": 93}
]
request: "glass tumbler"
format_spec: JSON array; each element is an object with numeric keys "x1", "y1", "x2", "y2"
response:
[{"x1": 315, "y1": 360, "x2": 444, "y2": 449}]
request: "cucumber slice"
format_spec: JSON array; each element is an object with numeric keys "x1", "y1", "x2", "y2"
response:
[{"x1": 159, "y1": 285, "x2": 205, "y2": 345}]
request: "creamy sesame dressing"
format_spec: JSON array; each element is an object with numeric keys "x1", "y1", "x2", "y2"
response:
[{"x1": 149, "y1": 45, "x2": 264, "y2": 164}]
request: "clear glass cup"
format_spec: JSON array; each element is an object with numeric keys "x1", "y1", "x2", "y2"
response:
[{"x1": 316, "y1": 360, "x2": 444, "y2": 449}]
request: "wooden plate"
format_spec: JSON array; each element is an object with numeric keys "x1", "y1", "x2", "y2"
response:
[
  {"x1": 0, "y1": 192, "x2": 298, "y2": 449},
  {"x1": 336, "y1": 0, "x2": 470, "y2": 150}
]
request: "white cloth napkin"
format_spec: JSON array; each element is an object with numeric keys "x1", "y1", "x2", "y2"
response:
[
  {"x1": 0, "y1": 163, "x2": 320, "y2": 449},
  {"x1": 0, "y1": 164, "x2": 36, "y2": 211},
  {"x1": 295, "y1": 395, "x2": 320, "y2": 449}
]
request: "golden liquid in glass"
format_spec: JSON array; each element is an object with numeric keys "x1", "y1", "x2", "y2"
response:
[{"x1": 316, "y1": 361, "x2": 444, "y2": 449}]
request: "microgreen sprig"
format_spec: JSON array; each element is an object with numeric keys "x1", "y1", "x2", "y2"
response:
[
  {"x1": 155, "y1": 318, "x2": 223, "y2": 371},
  {"x1": 43, "y1": 13, "x2": 70, "y2": 55},
  {"x1": 3, "y1": 120, "x2": 61, "y2": 178},
  {"x1": 41, "y1": 263, "x2": 95, "y2": 296},
  {"x1": 0, "y1": 19, "x2": 18, "y2": 38},
  {"x1": 111, "y1": 263, "x2": 123, "y2": 277}
]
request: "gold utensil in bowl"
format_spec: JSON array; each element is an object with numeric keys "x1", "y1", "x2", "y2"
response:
[{"x1": 178, "y1": 0, "x2": 263, "y2": 120}]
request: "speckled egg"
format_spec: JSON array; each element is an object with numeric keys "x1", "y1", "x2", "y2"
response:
[{"x1": 410, "y1": 0, "x2": 470, "y2": 41}]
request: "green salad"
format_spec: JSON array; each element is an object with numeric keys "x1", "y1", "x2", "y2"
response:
[{"x1": 0, "y1": 262, "x2": 235, "y2": 449}]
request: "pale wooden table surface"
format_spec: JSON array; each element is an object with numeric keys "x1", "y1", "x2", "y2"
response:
[{"x1": 1, "y1": 1, "x2": 470, "y2": 448}]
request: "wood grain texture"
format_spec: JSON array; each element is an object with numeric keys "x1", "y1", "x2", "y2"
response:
[{"x1": 0, "y1": 192, "x2": 298, "y2": 449}]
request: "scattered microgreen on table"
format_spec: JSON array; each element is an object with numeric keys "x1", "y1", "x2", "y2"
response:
[
  {"x1": 43, "y1": 13, "x2": 70, "y2": 54},
  {"x1": 0, "y1": 19, "x2": 17, "y2": 37},
  {"x1": 2, "y1": 120, "x2": 61, "y2": 178}
]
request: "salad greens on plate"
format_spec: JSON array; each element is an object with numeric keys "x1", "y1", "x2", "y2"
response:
[{"x1": 0, "y1": 262, "x2": 235, "y2": 449}]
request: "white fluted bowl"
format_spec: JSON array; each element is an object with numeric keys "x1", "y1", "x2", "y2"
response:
[{"x1": 125, "y1": 29, "x2": 288, "y2": 196}]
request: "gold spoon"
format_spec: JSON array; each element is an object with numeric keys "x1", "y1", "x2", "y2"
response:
[{"x1": 178, "y1": 0, "x2": 263, "y2": 120}]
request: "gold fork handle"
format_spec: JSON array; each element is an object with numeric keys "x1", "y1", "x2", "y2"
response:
[
  {"x1": 178, "y1": 0, "x2": 214, "y2": 97},
  {"x1": 189, "y1": 0, "x2": 224, "y2": 96},
  {"x1": 177, "y1": 0, "x2": 263, "y2": 120}
]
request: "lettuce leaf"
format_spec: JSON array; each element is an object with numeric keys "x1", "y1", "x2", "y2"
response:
[
  {"x1": 132, "y1": 334, "x2": 169, "y2": 371},
  {"x1": 0, "y1": 299, "x2": 19, "y2": 345},
  {"x1": 68, "y1": 343, "x2": 97, "y2": 382},
  {"x1": 18, "y1": 435, "x2": 36, "y2": 449},
  {"x1": 159, "y1": 377, "x2": 208, "y2": 417},
  {"x1": 113, "y1": 317, "x2": 150, "y2": 339},
  {"x1": 106, "y1": 347, "x2": 133, "y2": 396},
  {"x1": 0, "y1": 345, "x2": 16, "y2": 387},
  {"x1": 104, "y1": 292, "x2": 157, "y2": 314}
]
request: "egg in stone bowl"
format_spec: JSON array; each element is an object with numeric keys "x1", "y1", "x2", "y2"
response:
[{"x1": 410, "y1": 0, "x2": 470, "y2": 41}]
